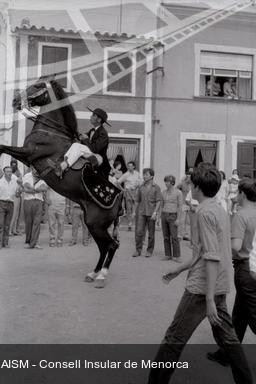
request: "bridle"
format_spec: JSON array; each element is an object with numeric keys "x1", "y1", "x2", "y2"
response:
[{"x1": 20, "y1": 82, "x2": 75, "y2": 141}]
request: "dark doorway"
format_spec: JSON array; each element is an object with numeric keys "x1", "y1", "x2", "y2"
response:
[{"x1": 237, "y1": 142, "x2": 256, "y2": 178}]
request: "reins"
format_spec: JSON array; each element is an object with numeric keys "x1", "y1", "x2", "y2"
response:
[
  {"x1": 31, "y1": 127, "x2": 73, "y2": 141},
  {"x1": 21, "y1": 84, "x2": 77, "y2": 141}
]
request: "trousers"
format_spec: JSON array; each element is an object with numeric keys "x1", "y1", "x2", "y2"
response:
[
  {"x1": 232, "y1": 260, "x2": 256, "y2": 342},
  {"x1": 135, "y1": 214, "x2": 156, "y2": 254},
  {"x1": 24, "y1": 199, "x2": 43, "y2": 248},
  {"x1": 71, "y1": 206, "x2": 90, "y2": 243},
  {"x1": 9, "y1": 195, "x2": 21, "y2": 234},
  {"x1": 65, "y1": 143, "x2": 92, "y2": 167},
  {"x1": 148, "y1": 290, "x2": 253, "y2": 384},
  {"x1": 0, "y1": 200, "x2": 14, "y2": 247},
  {"x1": 48, "y1": 205, "x2": 65, "y2": 243},
  {"x1": 161, "y1": 212, "x2": 180, "y2": 259}
]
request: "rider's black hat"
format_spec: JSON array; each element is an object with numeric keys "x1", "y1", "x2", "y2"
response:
[{"x1": 87, "y1": 107, "x2": 111, "y2": 126}]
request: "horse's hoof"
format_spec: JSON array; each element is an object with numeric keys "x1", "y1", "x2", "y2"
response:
[
  {"x1": 94, "y1": 278, "x2": 105, "y2": 288},
  {"x1": 85, "y1": 275, "x2": 94, "y2": 283}
]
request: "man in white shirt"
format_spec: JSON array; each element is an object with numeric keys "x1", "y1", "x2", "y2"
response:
[
  {"x1": 0, "y1": 166, "x2": 19, "y2": 248},
  {"x1": 185, "y1": 189, "x2": 199, "y2": 246},
  {"x1": 23, "y1": 168, "x2": 47, "y2": 249},
  {"x1": 9, "y1": 159, "x2": 23, "y2": 236},
  {"x1": 118, "y1": 161, "x2": 142, "y2": 231}
]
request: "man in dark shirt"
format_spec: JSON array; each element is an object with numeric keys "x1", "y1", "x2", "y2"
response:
[
  {"x1": 132, "y1": 168, "x2": 162, "y2": 258},
  {"x1": 57, "y1": 108, "x2": 111, "y2": 179}
]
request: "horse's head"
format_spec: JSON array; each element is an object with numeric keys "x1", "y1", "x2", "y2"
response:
[
  {"x1": 13, "y1": 77, "x2": 78, "y2": 139},
  {"x1": 12, "y1": 79, "x2": 52, "y2": 112}
]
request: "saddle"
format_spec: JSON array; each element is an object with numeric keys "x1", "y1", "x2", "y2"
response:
[
  {"x1": 70, "y1": 158, "x2": 122, "y2": 209},
  {"x1": 81, "y1": 166, "x2": 121, "y2": 209},
  {"x1": 46, "y1": 157, "x2": 121, "y2": 209}
]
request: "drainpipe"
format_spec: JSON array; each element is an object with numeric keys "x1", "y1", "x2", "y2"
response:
[{"x1": 144, "y1": 51, "x2": 154, "y2": 168}]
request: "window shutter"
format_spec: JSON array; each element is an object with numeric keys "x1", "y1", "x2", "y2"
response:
[
  {"x1": 200, "y1": 51, "x2": 252, "y2": 71},
  {"x1": 237, "y1": 142, "x2": 254, "y2": 178}
]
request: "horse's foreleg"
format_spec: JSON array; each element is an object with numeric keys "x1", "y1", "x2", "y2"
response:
[{"x1": 0, "y1": 145, "x2": 33, "y2": 165}]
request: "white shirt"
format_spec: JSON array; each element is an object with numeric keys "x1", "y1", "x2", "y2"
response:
[
  {"x1": 22, "y1": 172, "x2": 46, "y2": 201},
  {"x1": 89, "y1": 125, "x2": 100, "y2": 140},
  {"x1": 0, "y1": 175, "x2": 18, "y2": 202},
  {"x1": 249, "y1": 232, "x2": 256, "y2": 273},
  {"x1": 118, "y1": 170, "x2": 142, "y2": 190},
  {"x1": 185, "y1": 190, "x2": 199, "y2": 207}
]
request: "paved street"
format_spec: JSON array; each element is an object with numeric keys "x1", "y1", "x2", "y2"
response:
[{"x1": 0, "y1": 224, "x2": 254, "y2": 345}]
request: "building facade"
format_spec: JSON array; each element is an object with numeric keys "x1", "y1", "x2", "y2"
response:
[
  {"x1": 153, "y1": 3, "x2": 256, "y2": 184},
  {"x1": 0, "y1": 2, "x2": 161, "y2": 174},
  {"x1": 1, "y1": 2, "x2": 256, "y2": 185}
]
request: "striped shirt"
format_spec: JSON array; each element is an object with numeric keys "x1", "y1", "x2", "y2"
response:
[{"x1": 161, "y1": 188, "x2": 182, "y2": 213}]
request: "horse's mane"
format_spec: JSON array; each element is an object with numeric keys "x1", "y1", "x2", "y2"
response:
[{"x1": 50, "y1": 80, "x2": 79, "y2": 139}]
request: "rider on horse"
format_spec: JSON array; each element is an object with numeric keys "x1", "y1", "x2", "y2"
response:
[
  {"x1": 56, "y1": 107, "x2": 111, "y2": 179},
  {"x1": 1, "y1": 79, "x2": 122, "y2": 287}
]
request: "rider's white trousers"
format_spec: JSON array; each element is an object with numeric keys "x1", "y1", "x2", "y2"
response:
[{"x1": 64, "y1": 143, "x2": 102, "y2": 166}]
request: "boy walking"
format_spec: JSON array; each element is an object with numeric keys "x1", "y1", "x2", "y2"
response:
[
  {"x1": 147, "y1": 163, "x2": 253, "y2": 384},
  {"x1": 208, "y1": 177, "x2": 256, "y2": 365}
]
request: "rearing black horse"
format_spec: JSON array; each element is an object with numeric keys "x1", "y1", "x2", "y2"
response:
[{"x1": 0, "y1": 78, "x2": 122, "y2": 288}]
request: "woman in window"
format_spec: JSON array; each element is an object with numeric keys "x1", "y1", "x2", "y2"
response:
[
  {"x1": 206, "y1": 78, "x2": 221, "y2": 96},
  {"x1": 224, "y1": 78, "x2": 237, "y2": 99}
]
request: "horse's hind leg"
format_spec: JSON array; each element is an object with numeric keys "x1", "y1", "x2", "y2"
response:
[
  {"x1": 85, "y1": 225, "x2": 118, "y2": 288},
  {"x1": 94, "y1": 236, "x2": 119, "y2": 288},
  {"x1": 84, "y1": 242, "x2": 107, "y2": 283},
  {"x1": 84, "y1": 225, "x2": 109, "y2": 284}
]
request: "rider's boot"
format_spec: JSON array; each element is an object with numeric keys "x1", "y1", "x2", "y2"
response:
[{"x1": 84, "y1": 154, "x2": 102, "y2": 171}]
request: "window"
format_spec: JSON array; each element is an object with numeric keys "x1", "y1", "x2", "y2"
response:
[
  {"x1": 199, "y1": 51, "x2": 252, "y2": 100},
  {"x1": 186, "y1": 140, "x2": 217, "y2": 173},
  {"x1": 107, "y1": 137, "x2": 140, "y2": 169},
  {"x1": 103, "y1": 48, "x2": 136, "y2": 96},
  {"x1": 237, "y1": 142, "x2": 256, "y2": 178},
  {"x1": 38, "y1": 43, "x2": 71, "y2": 91}
]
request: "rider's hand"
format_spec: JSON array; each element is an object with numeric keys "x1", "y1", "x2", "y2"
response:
[{"x1": 79, "y1": 133, "x2": 89, "y2": 141}]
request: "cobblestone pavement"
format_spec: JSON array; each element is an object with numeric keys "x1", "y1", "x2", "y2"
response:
[{"x1": 0, "y1": 224, "x2": 254, "y2": 345}]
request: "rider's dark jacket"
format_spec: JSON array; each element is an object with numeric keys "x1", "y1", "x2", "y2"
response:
[{"x1": 81, "y1": 124, "x2": 111, "y2": 179}]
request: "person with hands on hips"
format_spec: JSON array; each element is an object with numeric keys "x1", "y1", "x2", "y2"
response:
[
  {"x1": 132, "y1": 168, "x2": 161, "y2": 258},
  {"x1": 160, "y1": 174, "x2": 183, "y2": 262}
]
